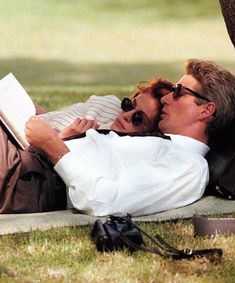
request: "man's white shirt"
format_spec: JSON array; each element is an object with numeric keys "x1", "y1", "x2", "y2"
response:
[{"x1": 54, "y1": 129, "x2": 209, "y2": 216}]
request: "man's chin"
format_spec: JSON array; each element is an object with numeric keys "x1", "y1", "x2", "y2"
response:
[{"x1": 158, "y1": 121, "x2": 165, "y2": 132}]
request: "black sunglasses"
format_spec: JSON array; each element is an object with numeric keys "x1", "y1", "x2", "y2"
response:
[
  {"x1": 121, "y1": 98, "x2": 151, "y2": 128},
  {"x1": 173, "y1": 84, "x2": 210, "y2": 102}
]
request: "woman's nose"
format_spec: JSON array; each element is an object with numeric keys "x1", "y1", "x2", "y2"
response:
[{"x1": 123, "y1": 109, "x2": 135, "y2": 122}]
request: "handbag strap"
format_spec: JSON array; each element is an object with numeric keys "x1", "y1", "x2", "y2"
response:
[{"x1": 116, "y1": 216, "x2": 223, "y2": 260}]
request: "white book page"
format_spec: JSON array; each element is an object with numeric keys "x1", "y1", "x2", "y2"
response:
[{"x1": 0, "y1": 73, "x2": 36, "y2": 149}]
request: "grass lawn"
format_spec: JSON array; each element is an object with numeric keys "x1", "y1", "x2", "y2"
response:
[
  {"x1": 0, "y1": 0, "x2": 235, "y2": 282},
  {"x1": 0, "y1": 221, "x2": 234, "y2": 282}
]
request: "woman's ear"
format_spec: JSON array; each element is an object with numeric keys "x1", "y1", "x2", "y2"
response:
[{"x1": 199, "y1": 102, "x2": 216, "y2": 122}]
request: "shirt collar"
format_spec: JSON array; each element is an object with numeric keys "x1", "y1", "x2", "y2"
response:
[{"x1": 167, "y1": 134, "x2": 210, "y2": 157}]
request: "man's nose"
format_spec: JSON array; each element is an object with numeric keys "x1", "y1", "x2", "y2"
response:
[{"x1": 161, "y1": 91, "x2": 173, "y2": 104}]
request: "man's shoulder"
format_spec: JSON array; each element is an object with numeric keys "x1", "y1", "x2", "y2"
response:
[{"x1": 168, "y1": 134, "x2": 209, "y2": 157}]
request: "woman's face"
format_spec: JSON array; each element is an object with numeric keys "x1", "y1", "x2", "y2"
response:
[{"x1": 110, "y1": 92, "x2": 161, "y2": 133}]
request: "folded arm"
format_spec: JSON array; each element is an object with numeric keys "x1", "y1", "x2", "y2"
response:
[
  {"x1": 25, "y1": 117, "x2": 69, "y2": 164},
  {"x1": 25, "y1": 116, "x2": 99, "y2": 163}
]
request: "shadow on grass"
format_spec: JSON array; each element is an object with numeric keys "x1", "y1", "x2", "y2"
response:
[{"x1": 1, "y1": 57, "x2": 234, "y2": 88}]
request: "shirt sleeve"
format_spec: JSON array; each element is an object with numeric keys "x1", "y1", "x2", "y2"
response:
[{"x1": 54, "y1": 148, "x2": 209, "y2": 217}]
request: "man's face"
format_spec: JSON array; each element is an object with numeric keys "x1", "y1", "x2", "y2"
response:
[
  {"x1": 111, "y1": 92, "x2": 160, "y2": 133},
  {"x1": 159, "y1": 74, "x2": 205, "y2": 134}
]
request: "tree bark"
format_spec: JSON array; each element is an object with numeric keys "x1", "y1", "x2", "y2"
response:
[{"x1": 219, "y1": 0, "x2": 235, "y2": 48}]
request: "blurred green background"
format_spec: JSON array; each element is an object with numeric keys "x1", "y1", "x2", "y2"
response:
[{"x1": 0, "y1": 0, "x2": 234, "y2": 109}]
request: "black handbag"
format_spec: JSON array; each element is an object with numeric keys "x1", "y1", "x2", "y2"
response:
[
  {"x1": 91, "y1": 214, "x2": 223, "y2": 260},
  {"x1": 91, "y1": 214, "x2": 144, "y2": 252}
]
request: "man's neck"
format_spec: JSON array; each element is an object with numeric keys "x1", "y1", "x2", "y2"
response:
[{"x1": 165, "y1": 126, "x2": 208, "y2": 145}]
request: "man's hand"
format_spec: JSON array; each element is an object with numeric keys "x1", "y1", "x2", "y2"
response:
[
  {"x1": 58, "y1": 118, "x2": 99, "y2": 139},
  {"x1": 25, "y1": 116, "x2": 69, "y2": 164}
]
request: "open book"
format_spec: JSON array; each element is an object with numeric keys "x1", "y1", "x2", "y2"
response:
[{"x1": 0, "y1": 73, "x2": 36, "y2": 150}]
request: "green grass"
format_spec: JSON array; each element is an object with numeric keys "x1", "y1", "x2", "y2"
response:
[
  {"x1": 0, "y1": 220, "x2": 234, "y2": 283},
  {"x1": 0, "y1": 0, "x2": 235, "y2": 282}
]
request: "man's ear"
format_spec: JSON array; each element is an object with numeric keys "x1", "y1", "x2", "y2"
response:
[{"x1": 199, "y1": 102, "x2": 216, "y2": 122}]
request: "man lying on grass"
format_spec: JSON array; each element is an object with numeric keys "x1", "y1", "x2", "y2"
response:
[
  {"x1": 1, "y1": 59, "x2": 235, "y2": 215},
  {"x1": 25, "y1": 59, "x2": 235, "y2": 216}
]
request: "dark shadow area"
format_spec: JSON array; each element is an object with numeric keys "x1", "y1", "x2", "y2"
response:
[{"x1": 1, "y1": 57, "x2": 234, "y2": 88}]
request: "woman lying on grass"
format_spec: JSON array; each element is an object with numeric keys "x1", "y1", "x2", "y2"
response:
[{"x1": 38, "y1": 78, "x2": 173, "y2": 138}]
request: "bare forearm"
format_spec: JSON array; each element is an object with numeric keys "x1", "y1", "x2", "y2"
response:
[
  {"x1": 25, "y1": 116, "x2": 70, "y2": 165},
  {"x1": 39, "y1": 135, "x2": 70, "y2": 165}
]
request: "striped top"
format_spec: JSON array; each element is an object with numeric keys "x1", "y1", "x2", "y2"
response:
[{"x1": 39, "y1": 95, "x2": 122, "y2": 131}]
